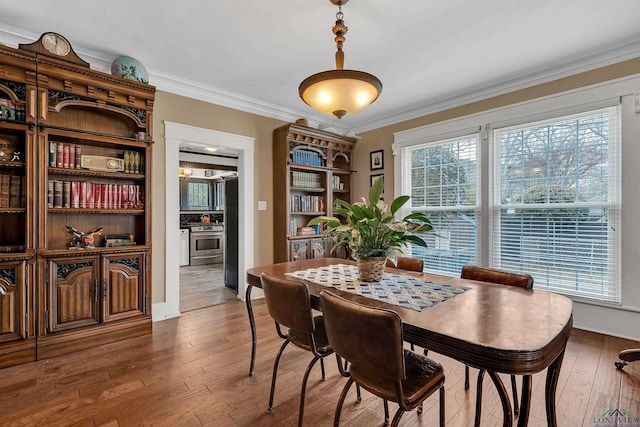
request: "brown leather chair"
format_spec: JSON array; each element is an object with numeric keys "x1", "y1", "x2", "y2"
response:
[
  {"x1": 386, "y1": 256, "x2": 424, "y2": 272},
  {"x1": 320, "y1": 290, "x2": 445, "y2": 427},
  {"x1": 460, "y1": 265, "x2": 534, "y2": 425},
  {"x1": 615, "y1": 349, "x2": 640, "y2": 369},
  {"x1": 260, "y1": 273, "x2": 340, "y2": 427}
]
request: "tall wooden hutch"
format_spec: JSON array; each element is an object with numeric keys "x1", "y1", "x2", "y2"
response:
[
  {"x1": 273, "y1": 123, "x2": 356, "y2": 263},
  {"x1": 0, "y1": 34, "x2": 154, "y2": 368}
]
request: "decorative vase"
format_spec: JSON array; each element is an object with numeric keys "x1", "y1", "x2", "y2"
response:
[
  {"x1": 111, "y1": 56, "x2": 149, "y2": 84},
  {"x1": 357, "y1": 256, "x2": 387, "y2": 282}
]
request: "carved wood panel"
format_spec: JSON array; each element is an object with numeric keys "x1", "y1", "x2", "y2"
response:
[
  {"x1": 103, "y1": 253, "x2": 145, "y2": 322},
  {"x1": 49, "y1": 258, "x2": 99, "y2": 332},
  {"x1": 290, "y1": 240, "x2": 309, "y2": 261},
  {"x1": 0, "y1": 262, "x2": 25, "y2": 343}
]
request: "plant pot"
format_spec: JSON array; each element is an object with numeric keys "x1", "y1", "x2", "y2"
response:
[{"x1": 357, "y1": 256, "x2": 387, "y2": 282}]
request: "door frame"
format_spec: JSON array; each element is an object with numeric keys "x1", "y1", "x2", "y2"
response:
[{"x1": 158, "y1": 121, "x2": 254, "y2": 320}]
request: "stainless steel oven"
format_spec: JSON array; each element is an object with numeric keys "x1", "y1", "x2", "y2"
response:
[{"x1": 190, "y1": 224, "x2": 224, "y2": 265}]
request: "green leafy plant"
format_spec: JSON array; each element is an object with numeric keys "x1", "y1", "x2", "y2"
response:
[{"x1": 308, "y1": 177, "x2": 432, "y2": 258}]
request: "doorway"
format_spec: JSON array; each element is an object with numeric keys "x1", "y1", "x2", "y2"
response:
[
  {"x1": 159, "y1": 122, "x2": 255, "y2": 320},
  {"x1": 178, "y1": 157, "x2": 237, "y2": 312}
]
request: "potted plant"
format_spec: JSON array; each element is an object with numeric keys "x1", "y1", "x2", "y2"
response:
[{"x1": 308, "y1": 177, "x2": 432, "y2": 282}]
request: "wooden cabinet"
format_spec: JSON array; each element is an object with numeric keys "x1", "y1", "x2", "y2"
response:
[
  {"x1": 273, "y1": 123, "x2": 356, "y2": 262},
  {"x1": 0, "y1": 36, "x2": 154, "y2": 367}
]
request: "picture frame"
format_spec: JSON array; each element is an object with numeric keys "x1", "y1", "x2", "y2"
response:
[
  {"x1": 370, "y1": 149, "x2": 384, "y2": 170},
  {"x1": 370, "y1": 174, "x2": 384, "y2": 191}
]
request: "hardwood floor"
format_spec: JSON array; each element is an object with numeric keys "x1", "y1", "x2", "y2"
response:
[
  {"x1": 180, "y1": 264, "x2": 238, "y2": 312},
  {"x1": 1, "y1": 299, "x2": 638, "y2": 426}
]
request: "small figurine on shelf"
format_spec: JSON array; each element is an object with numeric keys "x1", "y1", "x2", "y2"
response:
[
  {"x1": 11, "y1": 151, "x2": 20, "y2": 162},
  {"x1": 66, "y1": 225, "x2": 104, "y2": 249}
]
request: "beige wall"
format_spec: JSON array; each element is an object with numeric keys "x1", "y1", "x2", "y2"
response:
[
  {"x1": 352, "y1": 56, "x2": 640, "y2": 199},
  {"x1": 151, "y1": 91, "x2": 286, "y2": 302}
]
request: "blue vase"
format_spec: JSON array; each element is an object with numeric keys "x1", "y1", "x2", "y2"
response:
[{"x1": 111, "y1": 56, "x2": 149, "y2": 84}]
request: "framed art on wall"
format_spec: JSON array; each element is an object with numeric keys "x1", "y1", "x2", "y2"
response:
[
  {"x1": 370, "y1": 174, "x2": 384, "y2": 191},
  {"x1": 370, "y1": 149, "x2": 383, "y2": 170}
]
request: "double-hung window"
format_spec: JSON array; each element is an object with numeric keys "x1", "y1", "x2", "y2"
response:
[
  {"x1": 492, "y1": 106, "x2": 621, "y2": 302},
  {"x1": 399, "y1": 134, "x2": 479, "y2": 275},
  {"x1": 397, "y1": 104, "x2": 621, "y2": 303}
]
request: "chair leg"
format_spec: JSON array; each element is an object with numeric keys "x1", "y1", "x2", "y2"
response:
[
  {"x1": 439, "y1": 386, "x2": 446, "y2": 427},
  {"x1": 267, "y1": 339, "x2": 290, "y2": 413},
  {"x1": 465, "y1": 365, "x2": 470, "y2": 390},
  {"x1": 334, "y1": 377, "x2": 354, "y2": 427},
  {"x1": 383, "y1": 399, "x2": 390, "y2": 426},
  {"x1": 390, "y1": 406, "x2": 405, "y2": 427},
  {"x1": 474, "y1": 369, "x2": 485, "y2": 427},
  {"x1": 298, "y1": 355, "x2": 322, "y2": 427},
  {"x1": 356, "y1": 383, "x2": 362, "y2": 402},
  {"x1": 417, "y1": 402, "x2": 423, "y2": 414},
  {"x1": 320, "y1": 357, "x2": 326, "y2": 380},
  {"x1": 510, "y1": 375, "x2": 519, "y2": 416}
]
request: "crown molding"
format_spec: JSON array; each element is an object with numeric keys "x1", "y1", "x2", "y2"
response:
[
  {"x1": 354, "y1": 39, "x2": 640, "y2": 133},
  {"x1": 2, "y1": 25, "x2": 639, "y2": 135}
]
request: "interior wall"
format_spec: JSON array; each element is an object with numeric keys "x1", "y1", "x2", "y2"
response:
[{"x1": 151, "y1": 91, "x2": 286, "y2": 304}]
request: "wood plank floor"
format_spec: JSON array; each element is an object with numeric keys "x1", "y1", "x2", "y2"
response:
[{"x1": 1, "y1": 299, "x2": 638, "y2": 426}]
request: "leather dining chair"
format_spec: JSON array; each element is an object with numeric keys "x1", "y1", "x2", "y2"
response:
[
  {"x1": 460, "y1": 265, "x2": 534, "y2": 425},
  {"x1": 386, "y1": 256, "x2": 425, "y2": 353},
  {"x1": 320, "y1": 289, "x2": 445, "y2": 427},
  {"x1": 385, "y1": 256, "x2": 424, "y2": 272},
  {"x1": 260, "y1": 273, "x2": 341, "y2": 427}
]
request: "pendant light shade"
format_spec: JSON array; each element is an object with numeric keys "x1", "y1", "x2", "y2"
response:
[{"x1": 299, "y1": 0, "x2": 382, "y2": 119}]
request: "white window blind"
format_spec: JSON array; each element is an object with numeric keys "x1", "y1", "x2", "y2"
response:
[
  {"x1": 491, "y1": 106, "x2": 621, "y2": 302},
  {"x1": 400, "y1": 134, "x2": 479, "y2": 275}
]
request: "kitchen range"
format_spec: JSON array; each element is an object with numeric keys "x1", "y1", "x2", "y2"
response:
[{"x1": 190, "y1": 222, "x2": 224, "y2": 265}]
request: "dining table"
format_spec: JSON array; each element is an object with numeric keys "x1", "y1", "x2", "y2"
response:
[{"x1": 245, "y1": 258, "x2": 573, "y2": 427}]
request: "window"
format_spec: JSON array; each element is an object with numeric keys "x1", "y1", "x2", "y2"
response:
[
  {"x1": 400, "y1": 134, "x2": 479, "y2": 275},
  {"x1": 492, "y1": 106, "x2": 621, "y2": 302}
]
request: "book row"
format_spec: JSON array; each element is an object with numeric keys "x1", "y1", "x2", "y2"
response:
[
  {"x1": 332, "y1": 175, "x2": 346, "y2": 190},
  {"x1": 291, "y1": 170, "x2": 322, "y2": 188},
  {"x1": 0, "y1": 174, "x2": 24, "y2": 208},
  {"x1": 291, "y1": 148, "x2": 325, "y2": 167},
  {"x1": 290, "y1": 194, "x2": 324, "y2": 213},
  {"x1": 0, "y1": 98, "x2": 26, "y2": 121},
  {"x1": 48, "y1": 180, "x2": 144, "y2": 209}
]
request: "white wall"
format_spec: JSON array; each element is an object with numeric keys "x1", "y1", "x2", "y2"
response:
[{"x1": 394, "y1": 75, "x2": 640, "y2": 341}]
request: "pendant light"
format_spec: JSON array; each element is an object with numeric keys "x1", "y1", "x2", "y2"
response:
[{"x1": 299, "y1": 0, "x2": 382, "y2": 119}]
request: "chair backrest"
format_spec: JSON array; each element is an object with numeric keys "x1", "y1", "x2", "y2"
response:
[
  {"x1": 260, "y1": 273, "x2": 315, "y2": 334},
  {"x1": 460, "y1": 265, "x2": 533, "y2": 289},
  {"x1": 319, "y1": 290, "x2": 405, "y2": 381},
  {"x1": 386, "y1": 257, "x2": 424, "y2": 272}
]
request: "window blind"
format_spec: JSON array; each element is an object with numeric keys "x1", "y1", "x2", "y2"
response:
[
  {"x1": 400, "y1": 134, "x2": 479, "y2": 275},
  {"x1": 491, "y1": 106, "x2": 621, "y2": 302}
]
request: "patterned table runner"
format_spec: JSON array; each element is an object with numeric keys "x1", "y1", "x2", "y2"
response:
[{"x1": 286, "y1": 264, "x2": 468, "y2": 312}]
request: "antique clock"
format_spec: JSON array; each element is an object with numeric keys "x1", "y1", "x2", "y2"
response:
[{"x1": 18, "y1": 32, "x2": 89, "y2": 67}]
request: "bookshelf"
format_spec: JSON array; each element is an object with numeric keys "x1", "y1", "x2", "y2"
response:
[
  {"x1": 0, "y1": 35, "x2": 154, "y2": 367},
  {"x1": 273, "y1": 123, "x2": 356, "y2": 262}
]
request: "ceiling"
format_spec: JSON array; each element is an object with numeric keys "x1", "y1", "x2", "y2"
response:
[{"x1": 1, "y1": 1, "x2": 640, "y2": 134}]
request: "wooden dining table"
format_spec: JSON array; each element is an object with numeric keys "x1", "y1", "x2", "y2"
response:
[{"x1": 245, "y1": 259, "x2": 573, "y2": 427}]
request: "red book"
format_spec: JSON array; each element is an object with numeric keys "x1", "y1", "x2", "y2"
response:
[
  {"x1": 101, "y1": 184, "x2": 107, "y2": 209},
  {"x1": 80, "y1": 181, "x2": 87, "y2": 209},
  {"x1": 86, "y1": 182, "x2": 94, "y2": 209},
  {"x1": 122, "y1": 184, "x2": 129, "y2": 208},
  {"x1": 62, "y1": 144, "x2": 70, "y2": 169},
  {"x1": 107, "y1": 184, "x2": 113, "y2": 209},
  {"x1": 95, "y1": 183, "x2": 102, "y2": 209},
  {"x1": 56, "y1": 143, "x2": 64, "y2": 168},
  {"x1": 71, "y1": 181, "x2": 80, "y2": 208},
  {"x1": 69, "y1": 144, "x2": 75, "y2": 169},
  {"x1": 130, "y1": 184, "x2": 137, "y2": 207}
]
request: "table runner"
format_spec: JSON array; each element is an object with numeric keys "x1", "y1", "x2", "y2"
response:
[{"x1": 286, "y1": 264, "x2": 468, "y2": 312}]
